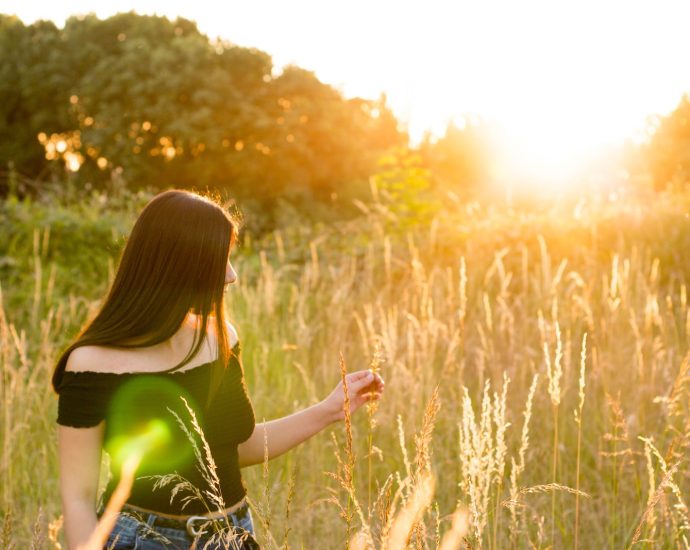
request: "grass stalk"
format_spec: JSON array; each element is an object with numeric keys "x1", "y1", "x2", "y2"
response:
[{"x1": 574, "y1": 333, "x2": 587, "y2": 550}]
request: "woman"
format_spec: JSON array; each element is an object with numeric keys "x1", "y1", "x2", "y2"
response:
[{"x1": 53, "y1": 189, "x2": 385, "y2": 549}]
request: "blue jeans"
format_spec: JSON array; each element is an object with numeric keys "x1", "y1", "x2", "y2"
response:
[{"x1": 101, "y1": 503, "x2": 259, "y2": 549}]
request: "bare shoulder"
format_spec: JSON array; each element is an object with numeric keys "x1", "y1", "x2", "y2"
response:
[
  {"x1": 65, "y1": 345, "x2": 113, "y2": 374},
  {"x1": 225, "y1": 320, "x2": 239, "y2": 348}
]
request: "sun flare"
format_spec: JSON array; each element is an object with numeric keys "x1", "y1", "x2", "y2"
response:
[{"x1": 8, "y1": 0, "x2": 690, "y2": 194}]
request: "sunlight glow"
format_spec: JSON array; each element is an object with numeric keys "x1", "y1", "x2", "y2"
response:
[
  {"x1": 11, "y1": 0, "x2": 690, "y2": 189},
  {"x1": 64, "y1": 152, "x2": 83, "y2": 172}
]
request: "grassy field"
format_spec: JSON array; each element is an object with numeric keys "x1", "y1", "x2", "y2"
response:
[{"x1": 2, "y1": 183, "x2": 690, "y2": 548}]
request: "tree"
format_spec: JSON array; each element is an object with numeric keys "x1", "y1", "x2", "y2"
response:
[
  {"x1": 0, "y1": 12, "x2": 407, "y2": 218},
  {"x1": 418, "y1": 117, "x2": 492, "y2": 197},
  {"x1": 645, "y1": 94, "x2": 690, "y2": 191}
]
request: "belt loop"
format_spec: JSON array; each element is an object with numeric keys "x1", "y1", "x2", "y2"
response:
[{"x1": 146, "y1": 512, "x2": 157, "y2": 527}]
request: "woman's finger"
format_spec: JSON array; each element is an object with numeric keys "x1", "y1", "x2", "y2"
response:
[
  {"x1": 347, "y1": 370, "x2": 373, "y2": 381},
  {"x1": 347, "y1": 371, "x2": 376, "y2": 393},
  {"x1": 347, "y1": 370, "x2": 385, "y2": 386}
]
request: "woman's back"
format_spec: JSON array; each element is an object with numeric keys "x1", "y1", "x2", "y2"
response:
[
  {"x1": 64, "y1": 313, "x2": 226, "y2": 376},
  {"x1": 56, "y1": 317, "x2": 255, "y2": 515},
  {"x1": 53, "y1": 189, "x2": 384, "y2": 549}
]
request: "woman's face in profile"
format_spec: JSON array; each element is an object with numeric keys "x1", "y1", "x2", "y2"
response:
[{"x1": 224, "y1": 256, "x2": 237, "y2": 290}]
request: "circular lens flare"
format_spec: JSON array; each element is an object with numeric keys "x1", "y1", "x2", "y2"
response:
[{"x1": 105, "y1": 376, "x2": 202, "y2": 474}]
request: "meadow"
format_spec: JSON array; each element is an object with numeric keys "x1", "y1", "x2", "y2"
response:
[{"x1": 1, "y1": 181, "x2": 690, "y2": 548}]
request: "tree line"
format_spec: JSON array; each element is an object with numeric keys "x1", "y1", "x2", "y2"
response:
[
  {"x1": 1, "y1": 11, "x2": 687, "y2": 216},
  {"x1": 0, "y1": 13, "x2": 406, "y2": 204}
]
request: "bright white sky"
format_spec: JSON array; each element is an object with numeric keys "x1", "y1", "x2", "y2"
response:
[{"x1": 5, "y1": 0, "x2": 690, "y2": 188}]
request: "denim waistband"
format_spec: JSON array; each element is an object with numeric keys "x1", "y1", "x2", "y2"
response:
[
  {"x1": 119, "y1": 501, "x2": 251, "y2": 531},
  {"x1": 102, "y1": 502, "x2": 259, "y2": 549}
]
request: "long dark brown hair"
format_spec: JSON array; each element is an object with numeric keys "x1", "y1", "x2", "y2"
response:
[{"x1": 52, "y1": 189, "x2": 240, "y2": 407}]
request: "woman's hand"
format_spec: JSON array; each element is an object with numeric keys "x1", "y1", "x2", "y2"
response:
[
  {"x1": 319, "y1": 369, "x2": 385, "y2": 424},
  {"x1": 238, "y1": 370, "x2": 384, "y2": 467}
]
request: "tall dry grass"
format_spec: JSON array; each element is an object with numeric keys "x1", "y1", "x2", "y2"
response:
[{"x1": 2, "y1": 189, "x2": 690, "y2": 547}]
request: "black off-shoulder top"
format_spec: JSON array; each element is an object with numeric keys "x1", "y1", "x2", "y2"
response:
[{"x1": 55, "y1": 341, "x2": 255, "y2": 515}]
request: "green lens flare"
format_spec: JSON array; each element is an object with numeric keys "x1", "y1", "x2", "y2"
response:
[
  {"x1": 107, "y1": 419, "x2": 172, "y2": 467},
  {"x1": 104, "y1": 376, "x2": 201, "y2": 473}
]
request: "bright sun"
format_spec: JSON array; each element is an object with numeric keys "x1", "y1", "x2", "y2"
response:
[
  {"x1": 8, "y1": 0, "x2": 690, "y2": 195},
  {"x1": 490, "y1": 115, "x2": 608, "y2": 192}
]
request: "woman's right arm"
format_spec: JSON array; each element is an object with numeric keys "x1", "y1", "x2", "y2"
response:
[{"x1": 58, "y1": 422, "x2": 104, "y2": 550}]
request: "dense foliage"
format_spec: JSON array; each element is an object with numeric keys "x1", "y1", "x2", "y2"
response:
[
  {"x1": 0, "y1": 12, "x2": 405, "y2": 210},
  {"x1": 645, "y1": 94, "x2": 690, "y2": 191}
]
